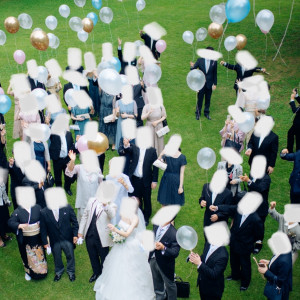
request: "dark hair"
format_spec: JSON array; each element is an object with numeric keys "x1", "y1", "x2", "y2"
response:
[
  {"x1": 206, "y1": 46, "x2": 214, "y2": 51},
  {"x1": 65, "y1": 66, "x2": 84, "y2": 73}
]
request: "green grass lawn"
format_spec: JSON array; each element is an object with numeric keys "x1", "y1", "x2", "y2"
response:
[{"x1": 0, "y1": 0, "x2": 300, "y2": 299}]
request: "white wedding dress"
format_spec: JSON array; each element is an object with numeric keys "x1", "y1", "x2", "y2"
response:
[{"x1": 94, "y1": 214, "x2": 155, "y2": 300}]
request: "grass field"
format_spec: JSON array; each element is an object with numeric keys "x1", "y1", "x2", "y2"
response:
[{"x1": 0, "y1": 0, "x2": 300, "y2": 299}]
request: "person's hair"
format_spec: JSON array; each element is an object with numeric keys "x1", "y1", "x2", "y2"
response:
[{"x1": 206, "y1": 46, "x2": 214, "y2": 51}]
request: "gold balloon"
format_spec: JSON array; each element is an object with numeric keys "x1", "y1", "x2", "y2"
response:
[
  {"x1": 82, "y1": 18, "x2": 94, "y2": 33},
  {"x1": 236, "y1": 34, "x2": 247, "y2": 50},
  {"x1": 4, "y1": 17, "x2": 20, "y2": 34},
  {"x1": 30, "y1": 30, "x2": 49, "y2": 51},
  {"x1": 87, "y1": 133, "x2": 109, "y2": 155},
  {"x1": 208, "y1": 22, "x2": 223, "y2": 39}
]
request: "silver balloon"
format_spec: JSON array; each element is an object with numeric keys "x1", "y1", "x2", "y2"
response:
[
  {"x1": 197, "y1": 147, "x2": 216, "y2": 170},
  {"x1": 74, "y1": 0, "x2": 86, "y2": 8},
  {"x1": 77, "y1": 30, "x2": 88, "y2": 42},
  {"x1": 69, "y1": 17, "x2": 83, "y2": 32},
  {"x1": 182, "y1": 31, "x2": 194, "y2": 45},
  {"x1": 136, "y1": 0, "x2": 146, "y2": 11},
  {"x1": 186, "y1": 69, "x2": 206, "y2": 91},
  {"x1": 97, "y1": 61, "x2": 114, "y2": 75},
  {"x1": 256, "y1": 9, "x2": 274, "y2": 33},
  {"x1": 237, "y1": 112, "x2": 255, "y2": 133},
  {"x1": 196, "y1": 27, "x2": 207, "y2": 42},
  {"x1": 99, "y1": 7, "x2": 113, "y2": 24},
  {"x1": 31, "y1": 88, "x2": 48, "y2": 110},
  {"x1": 18, "y1": 13, "x2": 33, "y2": 29},
  {"x1": 45, "y1": 16, "x2": 58, "y2": 31},
  {"x1": 209, "y1": 4, "x2": 226, "y2": 25},
  {"x1": 98, "y1": 68, "x2": 122, "y2": 96},
  {"x1": 47, "y1": 33, "x2": 56, "y2": 48},
  {"x1": 27, "y1": 123, "x2": 51, "y2": 143},
  {"x1": 134, "y1": 40, "x2": 144, "y2": 56},
  {"x1": 176, "y1": 226, "x2": 198, "y2": 251},
  {"x1": 144, "y1": 64, "x2": 162, "y2": 85},
  {"x1": 59, "y1": 4, "x2": 70, "y2": 19},
  {"x1": 224, "y1": 36, "x2": 237, "y2": 51},
  {"x1": 0, "y1": 30, "x2": 6, "y2": 46},
  {"x1": 52, "y1": 36, "x2": 60, "y2": 49},
  {"x1": 64, "y1": 89, "x2": 76, "y2": 107},
  {"x1": 37, "y1": 66, "x2": 48, "y2": 84}
]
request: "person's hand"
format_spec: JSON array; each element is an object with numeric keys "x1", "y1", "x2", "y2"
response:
[
  {"x1": 245, "y1": 149, "x2": 252, "y2": 156},
  {"x1": 220, "y1": 61, "x2": 225, "y2": 65},
  {"x1": 190, "y1": 62, "x2": 194, "y2": 67},
  {"x1": 38, "y1": 182, "x2": 44, "y2": 189},
  {"x1": 152, "y1": 121, "x2": 158, "y2": 128},
  {"x1": 189, "y1": 252, "x2": 201, "y2": 266},
  {"x1": 1, "y1": 129, "x2": 6, "y2": 136},
  {"x1": 118, "y1": 37, "x2": 122, "y2": 46},
  {"x1": 267, "y1": 166, "x2": 274, "y2": 175},
  {"x1": 212, "y1": 85, "x2": 217, "y2": 91},
  {"x1": 76, "y1": 135, "x2": 81, "y2": 142},
  {"x1": 68, "y1": 150, "x2": 76, "y2": 161},
  {"x1": 261, "y1": 68, "x2": 266, "y2": 73},
  {"x1": 151, "y1": 182, "x2": 157, "y2": 190},
  {"x1": 209, "y1": 205, "x2": 218, "y2": 212},
  {"x1": 139, "y1": 30, "x2": 143, "y2": 35},
  {"x1": 210, "y1": 214, "x2": 218, "y2": 222},
  {"x1": 18, "y1": 223, "x2": 28, "y2": 230},
  {"x1": 118, "y1": 177, "x2": 125, "y2": 185},
  {"x1": 78, "y1": 117, "x2": 84, "y2": 121},
  {"x1": 155, "y1": 242, "x2": 165, "y2": 251},
  {"x1": 123, "y1": 138, "x2": 130, "y2": 148},
  {"x1": 230, "y1": 180, "x2": 238, "y2": 185},
  {"x1": 240, "y1": 173, "x2": 250, "y2": 183},
  {"x1": 78, "y1": 233, "x2": 83, "y2": 238},
  {"x1": 73, "y1": 236, "x2": 78, "y2": 244},
  {"x1": 47, "y1": 165, "x2": 51, "y2": 172},
  {"x1": 121, "y1": 113, "x2": 128, "y2": 119},
  {"x1": 92, "y1": 70, "x2": 98, "y2": 78},
  {"x1": 270, "y1": 201, "x2": 276, "y2": 209},
  {"x1": 45, "y1": 116, "x2": 51, "y2": 125},
  {"x1": 77, "y1": 237, "x2": 84, "y2": 245},
  {"x1": 107, "y1": 224, "x2": 116, "y2": 232},
  {"x1": 44, "y1": 244, "x2": 50, "y2": 249},
  {"x1": 140, "y1": 80, "x2": 144, "y2": 88},
  {"x1": 258, "y1": 265, "x2": 268, "y2": 274},
  {"x1": 281, "y1": 149, "x2": 289, "y2": 154},
  {"x1": 259, "y1": 259, "x2": 270, "y2": 265},
  {"x1": 178, "y1": 187, "x2": 183, "y2": 194},
  {"x1": 68, "y1": 106, "x2": 71, "y2": 111},
  {"x1": 201, "y1": 200, "x2": 207, "y2": 207},
  {"x1": 111, "y1": 116, "x2": 116, "y2": 122},
  {"x1": 9, "y1": 157, "x2": 14, "y2": 167}
]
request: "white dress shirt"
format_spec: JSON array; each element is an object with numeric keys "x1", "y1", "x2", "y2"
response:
[
  {"x1": 205, "y1": 59, "x2": 210, "y2": 73},
  {"x1": 240, "y1": 214, "x2": 249, "y2": 227},
  {"x1": 52, "y1": 209, "x2": 59, "y2": 222},
  {"x1": 241, "y1": 66, "x2": 245, "y2": 76},
  {"x1": 72, "y1": 83, "x2": 80, "y2": 91},
  {"x1": 211, "y1": 192, "x2": 217, "y2": 205},
  {"x1": 59, "y1": 133, "x2": 68, "y2": 158},
  {"x1": 258, "y1": 135, "x2": 266, "y2": 148},
  {"x1": 205, "y1": 244, "x2": 221, "y2": 262},
  {"x1": 133, "y1": 148, "x2": 146, "y2": 178}
]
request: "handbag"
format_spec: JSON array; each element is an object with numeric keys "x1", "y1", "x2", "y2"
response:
[
  {"x1": 153, "y1": 159, "x2": 167, "y2": 171},
  {"x1": 174, "y1": 276, "x2": 190, "y2": 298},
  {"x1": 45, "y1": 172, "x2": 55, "y2": 189},
  {"x1": 263, "y1": 276, "x2": 282, "y2": 300},
  {"x1": 224, "y1": 132, "x2": 241, "y2": 152},
  {"x1": 156, "y1": 107, "x2": 170, "y2": 137},
  {"x1": 233, "y1": 182, "x2": 247, "y2": 205}
]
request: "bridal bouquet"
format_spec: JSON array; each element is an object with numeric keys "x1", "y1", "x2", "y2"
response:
[{"x1": 109, "y1": 225, "x2": 126, "y2": 244}]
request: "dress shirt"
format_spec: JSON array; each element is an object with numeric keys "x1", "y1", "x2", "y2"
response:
[
  {"x1": 152, "y1": 224, "x2": 170, "y2": 258},
  {"x1": 240, "y1": 214, "x2": 249, "y2": 227},
  {"x1": 211, "y1": 192, "x2": 217, "y2": 205},
  {"x1": 205, "y1": 244, "x2": 220, "y2": 262},
  {"x1": 52, "y1": 209, "x2": 59, "y2": 222},
  {"x1": 59, "y1": 133, "x2": 68, "y2": 158},
  {"x1": 205, "y1": 59, "x2": 210, "y2": 73},
  {"x1": 269, "y1": 254, "x2": 279, "y2": 268},
  {"x1": 241, "y1": 66, "x2": 245, "y2": 76},
  {"x1": 133, "y1": 148, "x2": 146, "y2": 178},
  {"x1": 258, "y1": 135, "x2": 266, "y2": 148},
  {"x1": 150, "y1": 38, "x2": 153, "y2": 50},
  {"x1": 34, "y1": 79, "x2": 38, "y2": 87},
  {"x1": 72, "y1": 84, "x2": 80, "y2": 91}
]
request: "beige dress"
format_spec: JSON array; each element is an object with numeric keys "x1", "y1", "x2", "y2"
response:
[
  {"x1": 142, "y1": 104, "x2": 166, "y2": 156},
  {"x1": 13, "y1": 98, "x2": 23, "y2": 139}
]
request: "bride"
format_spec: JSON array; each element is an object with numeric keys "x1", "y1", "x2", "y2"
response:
[{"x1": 94, "y1": 197, "x2": 155, "y2": 300}]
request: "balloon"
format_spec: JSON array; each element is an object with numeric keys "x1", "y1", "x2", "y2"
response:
[
  {"x1": 98, "y1": 69, "x2": 122, "y2": 96},
  {"x1": 45, "y1": 16, "x2": 58, "y2": 31},
  {"x1": 182, "y1": 31, "x2": 194, "y2": 45},
  {"x1": 186, "y1": 70, "x2": 206, "y2": 92},
  {"x1": 31, "y1": 88, "x2": 48, "y2": 110},
  {"x1": 87, "y1": 12, "x2": 98, "y2": 26},
  {"x1": 155, "y1": 40, "x2": 166, "y2": 53},
  {"x1": 0, "y1": 30, "x2": 6, "y2": 46},
  {"x1": 0, "y1": 95, "x2": 12, "y2": 114},
  {"x1": 13, "y1": 50, "x2": 26, "y2": 65},
  {"x1": 69, "y1": 17, "x2": 83, "y2": 32},
  {"x1": 64, "y1": 89, "x2": 77, "y2": 107},
  {"x1": 256, "y1": 97, "x2": 270, "y2": 110},
  {"x1": 110, "y1": 57, "x2": 121, "y2": 73},
  {"x1": 225, "y1": 0, "x2": 251, "y2": 23},
  {"x1": 97, "y1": 61, "x2": 114, "y2": 75},
  {"x1": 30, "y1": 30, "x2": 49, "y2": 51},
  {"x1": 18, "y1": 13, "x2": 33, "y2": 29},
  {"x1": 209, "y1": 4, "x2": 226, "y2": 25},
  {"x1": 144, "y1": 64, "x2": 162, "y2": 85},
  {"x1": 82, "y1": 18, "x2": 94, "y2": 33},
  {"x1": 236, "y1": 34, "x2": 247, "y2": 50},
  {"x1": 197, "y1": 147, "x2": 216, "y2": 170},
  {"x1": 59, "y1": 4, "x2": 70, "y2": 18},
  {"x1": 92, "y1": 0, "x2": 102, "y2": 10},
  {"x1": 134, "y1": 40, "x2": 144, "y2": 56},
  {"x1": 40, "y1": 124, "x2": 51, "y2": 142},
  {"x1": 208, "y1": 23, "x2": 223, "y2": 39},
  {"x1": 74, "y1": 0, "x2": 86, "y2": 8},
  {"x1": 237, "y1": 112, "x2": 255, "y2": 133},
  {"x1": 87, "y1": 133, "x2": 109, "y2": 155},
  {"x1": 77, "y1": 30, "x2": 88, "y2": 42},
  {"x1": 120, "y1": 75, "x2": 128, "y2": 86},
  {"x1": 52, "y1": 36, "x2": 60, "y2": 49},
  {"x1": 196, "y1": 27, "x2": 207, "y2": 42},
  {"x1": 256, "y1": 9, "x2": 274, "y2": 34},
  {"x1": 77, "y1": 135, "x2": 89, "y2": 153},
  {"x1": 99, "y1": 7, "x2": 113, "y2": 24},
  {"x1": 0, "y1": 88, "x2": 4, "y2": 95},
  {"x1": 136, "y1": 0, "x2": 146, "y2": 12},
  {"x1": 47, "y1": 33, "x2": 56, "y2": 48},
  {"x1": 224, "y1": 36, "x2": 237, "y2": 51},
  {"x1": 176, "y1": 226, "x2": 198, "y2": 251},
  {"x1": 4, "y1": 17, "x2": 20, "y2": 34},
  {"x1": 37, "y1": 66, "x2": 48, "y2": 84}
]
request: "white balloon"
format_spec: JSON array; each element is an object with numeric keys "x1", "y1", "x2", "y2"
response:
[
  {"x1": 98, "y1": 68, "x2": 122, "y2": 96},
  {"x1": 77, "y1": 30, "x2": 88, "y2": 42},
  {"x1": 59, "y1": 4, "x2": 70, "y2": 19},
  {"x1": 134, "y1": 40, "x2": 144, "y2": 56},
  {"x1": 69, "y1": 17, "x2": 83, "y2": 32},
  {"x1": 144, "y1": 64, "x2": 162, "y2": 85},
  {"x1": 45, "y1": 16, "x2": 58, "y2": 31},
  {"x1": 136, "y1": 0, "x2": 146, "y2": 11},
  {"x1": 237, "y1": 112, "x2": 255, "y2": 133},
  {"x1": 26, "y1": 123, "x2": 51, "y2": 142},
  {"x1": 0, "y1": 30, "x2": 6, "y2": 46},
  {"x1": 47, "y1": 33, "x2": 56, "y2": 48},
  {"x1": 18, "y1": 13, "x2": 33, "y2": 29},
  {"x1": 52, "y1": 36, "x2": 60, "y2": 49},
  {"x1": 224, "y1": 36, "x2": 237, "y2": 51},
  {"x1": 64, "y1": 89, "x2": 77, "y2": 107},
  {"x1": 182, "y1": 31, "x2": 194, "y2": 45},
  {"x1": 186, "y1": 69, "x2": 206, "y2": 91},
  {"x1": 74, "y1": 0, "x2": 86, "y2": 8},
  {"x1": 99, "y1": 7, "x2": 113, "y2": 24},
  {"x1": 197, "y1": 147, "x2": 216, "y2": 170},
  {"x1": 256, "y1": 9, "x2": 274, "y2": 34},
  {"x1": 196, "y1": 27, "x2": 207, "y2": 42},
  {"x1": 37, "y1": 66, "x2": 48, "y2": 84},
  {"x1": 30, "y1": 88, "x2": 48, "y2": 110},
  {"x1": 209, "y1": 4, "x2": 226, "y2": 25},
  {"x1": 176, "y1": 226, "x2": 198, "y2": 251}
]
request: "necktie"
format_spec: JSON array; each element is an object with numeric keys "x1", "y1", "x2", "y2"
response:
[
  {"x1": 211, "y1": 192, "x2": 216, "y2": 205},
  {"x1": 205, "y1": 60, "x2": 210, "y2": 73},
  {"x1": 53, "y1": 209, "x2": 59, "y2": 222}
]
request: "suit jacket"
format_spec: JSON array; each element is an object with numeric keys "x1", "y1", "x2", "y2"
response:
[
  {"x1": 223, "y1": 63, "x2": 262, "y2": 90},
  {"x1": 40, "y1": 204, "x2": 79, "y2": 247},
  {"x1": 28, "y1": 76, "x2": 46, "y2": 91},
  {"x1": 49, "y1": 131, "x2": 75, "y2": 161},
  {"x1": 199, "y1": 183, "x2": 232, "y2": 226},
  {"x1": 191, "y1": 58, "x2": 217, "y2": 89},
  {"x1": 63, "y1": 82, "x2": 89, "y2": 107},
  {"x1": 248, "y1": 131, "x2": 279, "y2": 168},
  {"x1": 198, "y1": 243, "x2": 229, "y2": 298},
  {"x1": 22, "y1": 176, "x2": 46, "y2": 208},
  {"x1": 78, "y1": 198, "x2": 117, "y2": 247},
  {"x1": 140, "y1": 33, "x2": 160, "y2": 60},
  {"x1": 149, "y1": 225, "x2": 180, "y2": 280},
  {"x1": 9, "y1": 163, "x2": 24, "y2": 200},
  {"x1": 133, "y1": 83, "x2": 146, "y2": 127},
  {"x1": 118, "y1": 48, "x2": 137, "y2": 75},
  {"x1": 125, "y1": 144, "x2": 158, "y2": 187},
  {"x1": 290, "y1": 96, "x2": 300, "y2": 126},
  {"x1": 281, "y1": 151, "x2": 300, "y2": 194}
]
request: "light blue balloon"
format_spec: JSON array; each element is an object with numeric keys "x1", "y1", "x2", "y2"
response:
[
  {"x1": 225, "y1": 0, "x2": 251, "y2": 23},
  {"x1": 87, "y1": 12, "x2": 98, "y2": 26},
  {"x1": 92, "y1": 0, "x2": 102, "y2": 10},
  {"x1": 110, "y1": 57, "x2": 121, "y2": 73},
  {"x1": 0, "y1": 95, "x2": 12, "y2": 114}
]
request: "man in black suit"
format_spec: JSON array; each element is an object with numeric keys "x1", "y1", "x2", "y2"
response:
[
  {"x1": 40, "y1": 204, "x2": 79, "y2": 282},
  {"x1": 133, "y1": 81, "x2": 146, "y2": 127},
  {"x1": 49, "y1": 130, "x2": 76, "y2": 196},
  {"x1": 220, "y1": 61, "x2": 266, "y2": 94},
  {"x1": 190, "y1": 47, "x2": 217, "y2": 120},
  {"x1": 124, "y1": 138, "x2": 158, "y2": 226},
  {"x1": 190, "y1": 242, "x2": 229, "y2": 300},
  {"x1": 139, "y1": 31, "x2": 160, "y2": 60},
  {"x1": 246, "y1": 130, "x2": 279, "y2": 175},
  {"x1": 199, "y1": 183, "x2": 232, "y2": 227},
  {"x1": 287, "y1": 89, "x2": 300, "y2": 153},
  {"x1": 149, "y1": 220, "x2": 180, "y2": 300},
  {"x1": 117, "y1": 38, "x2": 137, "y2": 75}
]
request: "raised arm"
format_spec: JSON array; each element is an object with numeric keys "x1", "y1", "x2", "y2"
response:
[{"x1": 108, "y1": 215, "x2": 139, "y2": 238}]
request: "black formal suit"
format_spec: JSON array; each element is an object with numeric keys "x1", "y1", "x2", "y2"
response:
[
  {"x1": 9, "y1": 163, "x2": 24, "y2": 209},
  {"x1": 125, "y1": 143, "x2": 158, "y2": 223},
  {"x1": 22, "y1": 176, "x2": 46, "y2": 208},
  {"x1": 133, "y1": 83, "x2": 146, "y2": 127},
  {"x1": 199, "y1": 183, "x2": 232, "y2": 227},
  {"x1": 197, "y1": 243, "x2": 229, "y2": 300},
  {"x1": 287, "y1": 95, "x2": 300, "y2": 153},
  {"x1": 191, "y1": 58, "x2": 217, "y2": 117},
  {"x1": 264, "y1": 253, "x2": 292, "y2": 300},
  {"x1": 117, "y1": 47, "x2": 137, "y2": 75},
  {"x1": 118, "y1": 138, "x2": 135, "y2": 176},
  {"x1": 140, "y1": 33, "x2": 160, "y2": 60},
  {"x1": 247, "y1": 131, "x2": 279, "y2": 170}
]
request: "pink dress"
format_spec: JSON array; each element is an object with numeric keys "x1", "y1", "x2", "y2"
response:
[
  {"x1": 19, "y1": 111, "x2": 41, "y2": 141},
  {"x1": 219, "y1": 122, "x2": 245, "y2": 152}
]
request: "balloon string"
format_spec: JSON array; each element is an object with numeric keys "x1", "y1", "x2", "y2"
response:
[
  {"x1": 273, "y1": 0, "x2": 295, "y2": 62},
  {"x1": 39, "y1": 51, "x2": 42, "y2": 64},
  {"x1": 65, "y1": 20, "x2": 70, "y2": 46},
  {"x1": 185, "y1": 264, "x2": 195, "y2": 279},
  {"x1": 253, "y1": 0, "x2": 256, "y2": 26},
  {"x1": 205, "y1": 169, "x2": 209, "y2": 198},
  {"x1": 108, "y1": 23, "x2": 113, "y2": 44},
  {"x1": 264, "y1": 34, "x2": 267, "y2": 61},
  {"x1": 81, "y1": 7, "x2": 85, "y2": 18},
  {"x1": 227, "y1": 51, "x2": 229, "y2": 80},
  {"x1": 192, "y1": 44, "x2": 195, "y2": 61},
  {"x1": 269, "y1": 33, "x2": 287, "y2": 66},
  {"x1": 196, "y1": 92, "x2": 202, "y2": 131},
  {"x1": 218, "y1": 21, "x2": 228, "y2": 52},
  {"x1": 84, "y1": 41, "x2": 88, "y2": 52},
  {"x1": 4, "y1": 46, "x2": 13, "y2": 73},
  {"x1": 122, "y1": 1, "x2": 130, "y2": 28},
  {"x1": 14, "y1": 34, "x2": 17, "y2": 50},
  {"x1": 92, "y1": 31, "x2": 95, "y2": 52},
  {"x1": 136, "y1": 11, "x2": 140, "y2": 32}
]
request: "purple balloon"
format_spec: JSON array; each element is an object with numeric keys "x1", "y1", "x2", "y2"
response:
[
  {"x1": 0, "y1": 87, "x2": 4, "y2": 95},
  {"x1": 77, "y1": 135, "x2": 88, "y2": 153},
  {"x1": 156, "y1": 40, "x2": 167, "y2": 53},
  {"x1": 13, "y1": 50, "x2": 26, "y2": 65}
]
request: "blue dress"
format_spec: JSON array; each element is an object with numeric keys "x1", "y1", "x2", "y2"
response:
[
  {"x1": 88, "y1": 78, "x2": 99, "y2": 117},
  {"x1": 71, "y1": 106, "x2": 90, "y2": 138},
  {"x1": 157, "y1": 154, "x2": 187, "y2": 206},
  {"x1": 34, "y1": 142, "x2": 46, "y2": 170}
]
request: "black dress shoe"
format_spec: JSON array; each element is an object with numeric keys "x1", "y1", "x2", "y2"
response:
[
  {"x1": 195, "y1": 113, "x2": 200, "y2": 120},
  {"x1": 54, "y1": 274, "x2": 62, "y2": 282},
  {"x1": 65, "y1": 189, "x2": 73, "y2": 196},
  {"x1": 253, "y1": 242, "x2": 263, "y2": 254},
  {"x1": 204, "y1": 114, "x2": 212, "y2": 120},
  {"x1": 240, "y1": 286, "x2": 248, "y2": 291},
  {"x1": 68, "y1": 274, "x2": 76, "y2": 282},
  {"x1": 145, "y1": 221, "x2": 149, "y2": 227},
  {"x1": 226, "y1": 275, "x2": 239, "y2": 281},
  {"x1": 89, "y1": 274, "x2": 99, "y2": 283}
]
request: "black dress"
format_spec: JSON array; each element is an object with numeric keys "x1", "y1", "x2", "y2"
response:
[
  {"x1": 0, "y1": 113, "x2": 7, "y2": 169},
  {"x1": 0, "y1": 185, "x2": 10, "y2": 238}
]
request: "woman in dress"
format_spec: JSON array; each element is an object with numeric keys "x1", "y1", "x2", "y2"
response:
[
  {"x1": 19, "y1": 110, "x2": 41, "y2": 142},
  {"x1": 0, "y1": 114, "x2": 7, "y2": 169},
  {"x1": 71, "y1": 105, "x2": 92, "y2": 138},
  {"x1": 142, "y1": 103, "x2": 166, "y2": 157},
  {"x1": 8, "y1": 203, "x2": 48, "y2": 281},
  {"x1": 99, "y1": 90, "x2": 117, "y2": 150},
  {"x1": 94, "y1": 197, "x2": 155, "y2": 300},
  {"x1": 0, "y1": 183, "x2": 11, "y2": 248},
  {"x1": 30, "y1": 140, "x2": 51, "y2": 172},
  {"x1": 45, "y1": 74, "x2": 62, "y2": 99}
]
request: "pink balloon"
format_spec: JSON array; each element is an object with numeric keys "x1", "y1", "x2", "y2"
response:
[
  {"x1": 0, "y1": 88, "x2": 4, "y2": 95},
  {"x1": 155, "y1": 40, "x2": 167, "y2": 53},
  {"x1": 13, "y1": 50, "x2": 26, "y2": 65},
  {"x1": 260, "y1": 29, "x2": 269, "y2": 34},
  {"x1": 77, "y1": 135, "x2": 88, "y2": 153}
]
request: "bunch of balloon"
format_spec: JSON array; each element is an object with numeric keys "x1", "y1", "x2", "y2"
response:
[
  {"x1": 58, "y1": 4, "x2": 71, "y2": 44},
  {"x1": 224, "y1": 36, "x2": 237, "y2": 79},
  {"x1": 197, "y1": 147, "x2": 216, "y2": 183}
]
